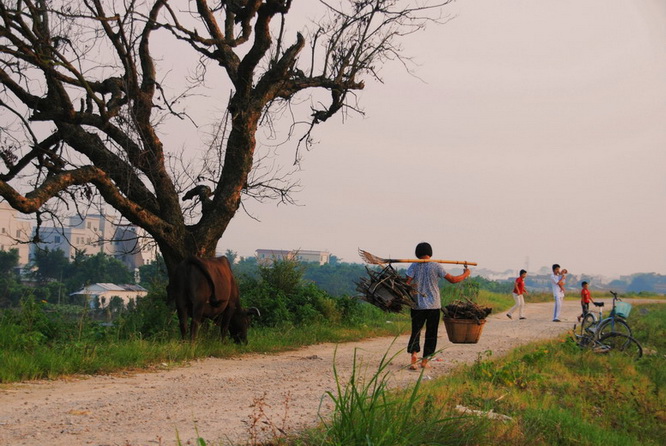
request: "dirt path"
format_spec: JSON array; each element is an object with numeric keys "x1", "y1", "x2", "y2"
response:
[{"x1": 0, "y1": 299, "x2": 654, "y2": 446}]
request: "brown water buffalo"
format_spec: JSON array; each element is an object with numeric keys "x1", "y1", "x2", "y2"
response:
[{"x1": 169, "y1": 256, "x2": 260, "y2": 343}]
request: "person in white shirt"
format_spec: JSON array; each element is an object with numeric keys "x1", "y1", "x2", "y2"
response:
[{"x1": 550, "y1": 264, "x2": 566, "y2": 322}]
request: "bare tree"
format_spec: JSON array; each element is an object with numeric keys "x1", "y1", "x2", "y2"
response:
[{"x1": 0, "y1": 0, "x2": 449, "y2": 276}]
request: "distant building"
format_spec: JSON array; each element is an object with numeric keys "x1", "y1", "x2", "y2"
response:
[
  {"x1": 70, "y1": 283, "x2": 148, "y2": 309},
  {"x1": 255, "y1": 249, "x2": 293, "y2": 264},
  {"x1": 33, "y1": 214, "x2": 114, "y2": 259},
  {"x1": 291, "y1": 250, "x2": 331, "y2": 265},
  {"x1": 110, "y1": 224, "x2": 158, "y2": 270},
  {"x1": 0, "y1": 201, "x2": 32, "y2": 266},
  {"x1": 255, "y1": 249, "x2": 331, "y2": 265},
  {"x1": 31, "y1": 214, "x2": 157, "y2": 270}
]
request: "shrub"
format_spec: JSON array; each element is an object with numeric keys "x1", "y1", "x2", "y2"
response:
[
  {"x1": 116, "y1": 289, "x2": 178, "y2": 340},
  {"x1": 240, "y1": 260, "x2": 369, "y2": 328}
]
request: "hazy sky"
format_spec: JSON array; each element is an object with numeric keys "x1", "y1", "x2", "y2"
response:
[{"x1": 210, "y1": 0, "x2": 666, "y2": 278}]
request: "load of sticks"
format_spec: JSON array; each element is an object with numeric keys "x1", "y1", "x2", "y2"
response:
[
  {"x1": 441, "y1": 298, "x2": 492, "y2": 321},
  {"x1": 355, "y1": 265, "x2": 416, "y2": 312}
]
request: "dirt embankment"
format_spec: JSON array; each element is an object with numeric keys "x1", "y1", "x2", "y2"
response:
[{"x1": 0, "y1": 299, "x2": 654, "y2": 446}]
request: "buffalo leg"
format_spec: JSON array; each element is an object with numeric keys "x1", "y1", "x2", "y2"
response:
[
  {"x1": 218, "y1": 309, "x2": 234, "y2": 341},
  {"x1": 177, "y1": 306, "x2": 189, "y2": 340},
  {"x1": 190, "y1": 320, "x2": 201, "y2": 341},
  {"x1": 190, "y1": 305, "x2": 205, "y2": 341}
]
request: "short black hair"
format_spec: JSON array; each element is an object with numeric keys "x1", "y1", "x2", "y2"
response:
[
  {"x1": 415, "y1": 242, "x2": 432, "y2": 259},
  {"x1": 582, "y1": 281, "x2": 588, "y2": 286},
  {"x1": 552, "y1": 264, "x2": 560, "y2": 271},
  {"x1": 519, "y1": 269, "x2": 527, "y2": 275}
]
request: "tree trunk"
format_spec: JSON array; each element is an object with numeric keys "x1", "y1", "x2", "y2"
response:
[{"x1": 158, "y1": 102, "x2": 260, "y2": 277}]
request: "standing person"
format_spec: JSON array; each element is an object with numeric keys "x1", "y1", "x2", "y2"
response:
[
  {"x1": 507, "y1": 269, "x2": 528, "y2": 320},
  {"x1": 578, "y1": 281, "x2": 593, "y2": 322},
  {"x1": 406, "y1": 242, "x2": 471, "y2": 370},
  {"x1": 550, "y1": 264, "x2": 566, "y2": 322}
]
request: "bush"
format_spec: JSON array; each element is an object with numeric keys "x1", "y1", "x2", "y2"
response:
[
  {"x1": 240, "y1": 259, "x2": 369, "y2": 328},
  {"x1": 116, "y1": 289, "x2": 178, "y2": 340}
]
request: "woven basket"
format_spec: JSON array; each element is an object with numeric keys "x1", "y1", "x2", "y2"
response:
[
  {"x1": 612, "y1": 301, "x2": 632, "y2": 318},
  {"x1": 443, "y1": 317, "x2": 487, "y2": 344}
]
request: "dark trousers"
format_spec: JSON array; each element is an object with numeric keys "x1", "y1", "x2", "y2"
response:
[
  {"x1": 580, "y1": 302, "x2": 590, "y2": 318},
  {"x1": 407, "y1": 309, "x2": 441, "y2": 358}
]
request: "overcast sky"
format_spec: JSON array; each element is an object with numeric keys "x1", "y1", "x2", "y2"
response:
[{"x1": 210, "y1": 0, "x2": 666, "y2": 278}]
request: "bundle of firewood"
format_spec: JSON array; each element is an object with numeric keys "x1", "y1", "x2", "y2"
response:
[
  {"x1": 355, "y1": 265, "x2": 416, "y2": 312},
  {"x1": 441, "y1": 299, "x2": 492, "y2": 321}
]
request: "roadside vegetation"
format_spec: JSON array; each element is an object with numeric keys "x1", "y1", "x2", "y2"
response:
[
  {"x1": 0, "y1": 259, "x2": 412, "y2": 383},
  {"x1": 272, "y1": 303, "x2": 664, "y2": 446}
]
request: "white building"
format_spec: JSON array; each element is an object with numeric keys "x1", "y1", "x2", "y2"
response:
[
  {"x1": 255, "y1": 249, "x2": 330, "y2": 265},
  {"x1": 255, "y1": 249, "x2": 293, "y2": 264},
  {"x1": 33, "y1": 214, "x2": 114, "y2": 259},
  {"x1": 0, "y1": 201, "x2": 33, "y2": 266},
  {"x1": 70, "y1": 283, "x2": 148, "y2": 309},
  {"x1": 292, "y1": 250, "x2": 331, "y2": 265},
  {"x1": 31, "y1": 214, "x2": 157, "y2": 270},
  {"x1": 111, "y1": 224, "x2": 158, "y2": 270}
]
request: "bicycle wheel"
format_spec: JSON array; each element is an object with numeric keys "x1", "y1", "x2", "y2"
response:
[
  {"x1": 597, "y1": 332, "x2": 642, "y2": 360},
  {"x1": 579, "y1": 313, "x2": 596, "y2": 336},
  {"x1": 597, "y1": 318, "x2": 632, "y2": 338}
]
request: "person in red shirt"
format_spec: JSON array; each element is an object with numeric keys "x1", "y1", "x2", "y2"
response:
[
  {"x1": 507, "y1": 269, "x2": 528, "y2": 320},
  {"x1": 578, "y1": 281, "x2": 594, "y2": 322}
]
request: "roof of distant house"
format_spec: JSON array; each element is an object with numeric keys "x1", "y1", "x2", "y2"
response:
[{"x1": 70, "y1": 283, "x2": 148, "y2": 295}]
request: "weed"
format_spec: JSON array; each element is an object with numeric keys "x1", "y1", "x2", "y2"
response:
[{"x1": 307, "y1": 344, "x2": 484, "y2": 446}]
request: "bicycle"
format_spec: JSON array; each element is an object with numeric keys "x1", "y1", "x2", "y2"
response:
[
  {"x1": 571, "y1": 325, "x2": 643, "y2": 360},
  {"x1": 578, "y1": 291, "x2": 632, "y2": 339}
]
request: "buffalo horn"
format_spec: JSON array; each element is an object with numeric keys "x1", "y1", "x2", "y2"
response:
[{"x1": 247, "y1": 307, "x2": 261, "y2": 317}]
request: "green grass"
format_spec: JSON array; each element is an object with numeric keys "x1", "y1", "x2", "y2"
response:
[
  {"x1": 415, "y1": 302, "x2": 666, "y2": 445},
  {"x1": 0, "y1": 305, "x2": 410, "y2": 383}
]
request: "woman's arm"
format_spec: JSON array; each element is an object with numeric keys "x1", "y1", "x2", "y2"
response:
[{"x1": 444, "y1": 267, "x2": 471, "y2": 284}]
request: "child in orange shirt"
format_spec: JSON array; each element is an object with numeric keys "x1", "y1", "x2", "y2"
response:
[{"x1": 577, "y1": 281, "x2": 593, "y2": 322}]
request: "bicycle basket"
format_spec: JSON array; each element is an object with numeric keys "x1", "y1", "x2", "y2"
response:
[{"x1": 612, "y1": 301, "x2": 632, "y2": 318}]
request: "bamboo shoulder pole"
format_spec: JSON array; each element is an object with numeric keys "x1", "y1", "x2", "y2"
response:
[{"x1": 389, "y1": 258, "x2": 477, "y2": 266}]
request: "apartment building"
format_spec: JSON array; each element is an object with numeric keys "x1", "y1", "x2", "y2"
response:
[
  {"x1": 31, "y1": 214, "x2": 157, "y2": 270},
  {"x1": 0, "y1": 201, "x2": 32, "y2": 266}
]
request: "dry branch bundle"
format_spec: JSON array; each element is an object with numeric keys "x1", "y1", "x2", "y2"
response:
[
  {"x1": 355, "y1": 265, "x2": 416, "y2": 312},
  {"x1": 441, "y1": 299, "x2": 492, "y2": 322}
]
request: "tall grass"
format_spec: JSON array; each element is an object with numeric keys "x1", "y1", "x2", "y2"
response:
[{"x1": 286, "y1": 344, "x2": 486, "y2": 446}]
